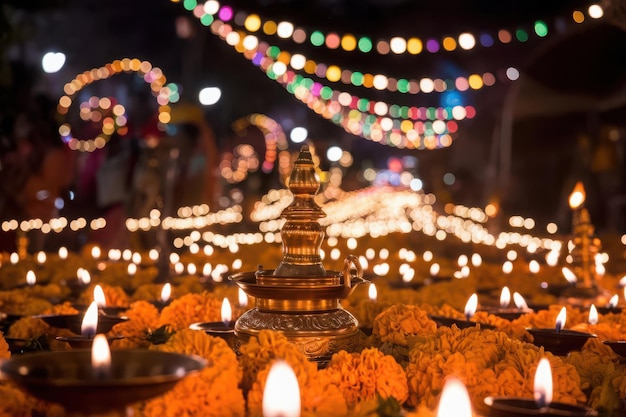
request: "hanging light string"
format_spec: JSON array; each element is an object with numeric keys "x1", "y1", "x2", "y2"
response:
[
  {"x1": 209, "y1": 21, "x2": 461, "y2": 149},
  {"x1": 57, "y1": 58, "x2": 173, "y2": 152},
  {"x1": 177, "y1": 0, "x2": 604, "y2": 57}
]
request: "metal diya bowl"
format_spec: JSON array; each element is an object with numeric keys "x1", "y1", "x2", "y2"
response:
[
  {"x1": 527, "y1": 328, "x2": 596, "y2": 356},
  {"x1": 0, "y1": 349, "x2": 205, "y2": 413},
  {"x1": 33, "y1": 314, "x2": 128, "y2": 335},
  {"x1": 55, "y1": 335, "x2": 125, "y2": 349},
  {"x1": 429, "y1": 315, "x2": 496, "y2": 330},
  {"x1": 603, "y1": 340, "x2": 626, "y2": 358},
  {"x1": 72, "y1": 304, "x2": 130, "y2": 316}
]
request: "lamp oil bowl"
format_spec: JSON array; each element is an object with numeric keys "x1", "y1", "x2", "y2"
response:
[
  {"x1": 231, "y1": 145, "x2": 366, "y2": 366},
  {"x1": 0, "y1": 349, "x2": 205, "y2": 414}
]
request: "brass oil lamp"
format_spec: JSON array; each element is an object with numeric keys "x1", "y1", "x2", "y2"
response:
[{"x1": 230, "y1": 145, "x2": 366, "y2": 365}]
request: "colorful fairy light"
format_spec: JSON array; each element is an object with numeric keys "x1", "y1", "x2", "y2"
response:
[{"x1": 57, "y1": 58, "x2": 172, "y2": 152}]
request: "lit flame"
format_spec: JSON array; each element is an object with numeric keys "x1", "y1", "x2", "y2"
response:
[
  {"x1": 221, "y1": 297, "x2": 233, "y2": 325},
  {"x1": 368, "y1": 283, "x2": 378, "y2": 302},
  {"x1": 568, "y1": 181, "x2": 586, "y2": 209},
  {"x1": 464, "y1": 293, "x2": 478, "y2": 320},
  {"x1": 81, "y1": 301, "x2": 99, "y2": 337},
  {"x1": 608, "y1": 294, "x2": 619, "y2": 309},
  {"x1": 555, "y1": 307, "x2": 567, "y2": 333},
  {"x1": 26, "y1": 270, "x2": 36, "y2": 286},
  {"x1": 589, "y1": 305, "x2": 598, "y2": 325},
  {"x1": 619, "y1": 275, "x2": 626, "y2": 287},
  {"x1": 502, "y1": 261, "x2": 513, "y2": 274},
  {"x1": 91, "y1": 334, "x2": 111, "y2": 379},
  {"x1": 262, "y1": 360, "x2": 301, "y2": 417},
  {"x1": 127, "y1": 263, "x2": 137, "y2": 276},
  {"x1": 534, "y1": 358, "x2": 553, "y2": 408},
  {"x1": 93, "y1": 284, "x2": 106, "y2": 307},
  {"x1": 36, "y1": 251, "x2": 46, "y2": 264},
  {"x1": 91, "y1": 246, "x2": 101, "y2": 259},
  {"x1": 513, "y1": 292, "x2": 529, "y2": 310},
  {"x1": 471, "y1": 253, "x2": 482, "y2": 267},
  {"x1": 529, "y1": 260, "x2": 540, "y2": 274},
  {"x1": 78, "y1": 268, "x2": 91, "y2": 285},
  {"x1": 238, "y1": 287, "x2": 248, "y2": 307},
  {"x1": 436, "y1": 377, "x2": 472, "y2": 417},
  {"x1": 429, "y1": 263, "x2": 440, "y2": 277},
  {"x1": 561, "y1": 267, "x2": 577, "y2": 284},
  {"x1": 160, "y1": 283, "x2": 171, "y2": 304},
  {"x1": 499, "y1": 286, "x2": 511, "y2": 308},
  {"x1": 58, "y1": 246, "x2": 68, "y2": 259}
]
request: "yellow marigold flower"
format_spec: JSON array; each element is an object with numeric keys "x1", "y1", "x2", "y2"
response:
[
  {"x1": 144, "y1": 329, "x2": 244, "y2": 417},
  {"x1": 321, "y1": 348, "x2": 409, "y2": 408},
  {"x1": 372, "y1": 304, "x2": 437, "y2": 347},
  {"x1": 111, "y1": 300, "x2": 160, "y2": 348},
  {"x1": 0, "y1": 332, "x2": 10, "y2": 359},
  {"x1": 157, "y1": 292, "x2": 222, "y2": 331}
]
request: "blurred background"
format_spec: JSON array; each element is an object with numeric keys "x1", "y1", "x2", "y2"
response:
[{"x1": 1, "y1": 0, "x2": 626, "y2": 251}]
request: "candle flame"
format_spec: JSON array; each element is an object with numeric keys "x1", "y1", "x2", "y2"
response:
[
  {"x1": 368, "y1": 283, "x2": 378, "y2": 302},
  {"x1": 620, "y1": 275, "x2": 626, "y2": 287},
  {"x1": 529, "y1": 260, "x2": 540, "y2": 274},
  {"x1": 127, "y1": 263, "x2": 137, "y2": 276},
  {"x1": 608, "y1": 294, "x2": 619, "y2": 309},
  {"x1": 429, "y1": 263, "x2": 440, "y2": 277},
  {"x1": 464, "y1": 293, "x2": 478, "y2": 320},
  {"x1": 36, "y1": 251, "x2": 46, "y2": 264},
  {"x1": 160, "y1": 283, "x2": 172, "y2": 304},
  {"x1": 499, "y1": 286, "x2": 511, "y2": 308},
  {"x1": 568, "y1": 181, "x2": 586, "y2": 209},
  {"x1": 221, "y1": 297, "x2": 233, "y2": 325},
  {"x1": 238, "y1": 287, "x2": 249, "y2": 307},
  {"x1": 502, "y1": 261, "x2": 513, "y2": 274},
  {"x1": 471, "y1": 253, "x2": 482, "y2": 267},
  {"x1": 561, "y1": 267, "x2": 578, "y2": 284},
  {"x1": 81, "y1": 301, "x2": 99, "y2": 337},
  {"x1": 513, "y1": 292, "x2": 529, "y2": 310},
  {"x1": 555, "y1": 307, "x2": 567, "y2": 332},
  {"x1": 58, "y1": 246, "x2": 68, "y2": 259},
  {"x1": 262, "y1": 360, "x2": 301, "y2": 417},
  {"x1": 93, "y1": 284, "x2": 106, "y2": 307},
  {"x1": 91, "y1": 246, "x2": 101, "y2": 259},
  {"x1": 78, "y1": 269, "x2": 91, "y2": 285},
  {"x1": 534, "y1": 358, "x2": 553, "y2": 408},
  {"x1": 91, "y1": 334, "x2": 111, "y2": 378},
  {"x1": 589, "y1": 305, "x2": 598, "y2": 325},
  {"x1": 436, "y1": 377, "x2": 472, "y2": 417},
  {"x1": 26, "y1": 270, "x2": 36, "y2": 286}
]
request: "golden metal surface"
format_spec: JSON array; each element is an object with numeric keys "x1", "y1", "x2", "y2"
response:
[{"x1": 231, "y1": 145, "x2": 366, "y2": 365}]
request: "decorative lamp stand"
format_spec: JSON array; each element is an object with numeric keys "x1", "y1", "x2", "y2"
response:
[{"x1": 231, "y1": 145, "x2": 366, "y2": 366}]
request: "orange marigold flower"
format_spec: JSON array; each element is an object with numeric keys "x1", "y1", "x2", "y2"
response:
[
  {"x1": 111, "y1": 300, "x2": 160, "y2": 348},
  {"x1": 0, "y1": 332, "x2": 10, "y2": 359},
  {"x1": 157, "y1": 291, "x2": 222, "y2": 331},
  {"x1": 77, "y1": 283, "x2": 129, "y2": 307},
  {"x1": 0, "y1": 382, "x2": 30, "y2": 417},
  {"x1": 372, "y1": 304, "x2": 437, "y2": 347},
  {"x1": 321, "y1": 347, "x2": 409, "y2": 408},
  {"x1": 144, "y1": 329, "x2": 244, "y2": 417}
]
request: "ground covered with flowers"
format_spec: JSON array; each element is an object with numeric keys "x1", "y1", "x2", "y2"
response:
[{"x1": 0, "y1": 236, "x2": 626, "y2": 416}]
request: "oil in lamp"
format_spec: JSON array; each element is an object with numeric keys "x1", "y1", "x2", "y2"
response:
[
  {"x1": 231, "y1": 145, "x2": 366, "y2": 365},
  {"x1": 527, "y1": 307, "x2": 596, "y2": 356},
  {"x1": 484, "y1": 357, "x2": 598, "y2": 416}
]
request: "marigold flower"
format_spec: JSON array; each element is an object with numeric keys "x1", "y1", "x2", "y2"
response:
[
  {"x1": 321, "y1": 348, "x2": 409, "y2": 408},
  {"x1": 0, "y1": 332, "x2": 10, "y2": 359},
  {"x1": 111, "y1": 300, "x2": 160, "y2": 348},
  {"x1": 77, "y1": 283, "x2": 129, "y2": 307},
  {"x1": 372, "y1": 304, "x2": 437, "y2": 347},
  {"x1": 157, "y1": 292, "x2": 222, "y2": 331}
]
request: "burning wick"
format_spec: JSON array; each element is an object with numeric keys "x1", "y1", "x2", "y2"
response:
[
  {"x1": 368, "y1": 283, "x2": 377, "y2": 302},
  {"x1": 262, "y1": 360, "x2": 301, "y2": 417},
  {"x1": 238, "y1": 287, "x2": 248, "y2": 308},
  {"x1": 513, "y1": 292, "x2": 529, "y2": 310},
  {"x1": 561, "y1": 267, "x2": 577, "y2": 284},
  {"x1": 93, "y1": 285, "x2": 106, "y2": 308},
  {"x1": 81, "y1": 301, "x2": 99, "y2": 338},
  {"x1": 26, "y1": 270, "x2": 36, "y2": 286},
  {"x1": 160, "y1": 283, "x2": 171, "y2": 304},
  {"x1": 499, "y1": 286, "x2": 511, "y2": 309},
  {"x1": 534, "y1": 358, "x2": 553, "y2": 409},
  {"x1": 608, "y1": 294, "x2": 619, "y2": 309},
  {"x1": 589, "y1": 305, "x2": 598, "y2": 325},
  {"x1": 555, "y1": 307, "x2": 567, "y2": 333},
  {"x1": 221, "y1": 297, "x2": 233, "y2": 327},
  {"x1": 464, "y1": 293, "x2": 478, "y2": 321},
  {"x1": 436, "y1": 377, "x2": 472, "y2": 417},
  {"x1": 91, "y1": 334, "x2": 111, "y2": 380}
]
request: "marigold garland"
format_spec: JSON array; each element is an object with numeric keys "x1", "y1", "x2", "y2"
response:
[{"x1": 157, "y1": 291, "x2": 222, "y2": 330}]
